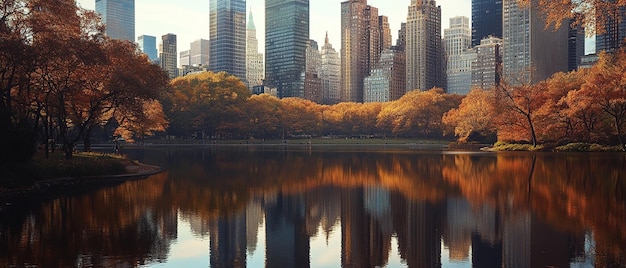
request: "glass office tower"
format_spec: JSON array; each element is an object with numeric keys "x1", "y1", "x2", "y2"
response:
[
  {"x1": 209, "y1": 0, "x2": 247, "y2": 80},
  {"x1": 471, "y1": 0, "x2": 502, "y2": 47},
  {"x1": 265, "y1": 0, "x2": 309, "y2": 98},
  {"x1": 95, "y1": 0, "x2": 135, "y2": 42}
]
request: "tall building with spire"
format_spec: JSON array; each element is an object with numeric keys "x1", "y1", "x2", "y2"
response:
[
  {"x1": 159, "y1": 33, "x2": 177, "y2": 79},
  {"x1": 320, "y1": 33, "x2": 341, "y2": 104},
  {"x1": 265, "y1": 0, "x2": 309, "y2": 98},
  {"x1": 340, "y1": 0, "x2": 389, "y2": 102},
  {"x1": 246, "y1": 10, "x2": 264, "y2": 88},
  {"x1": 95, "y1": 0, "x2": 135, "y2": 42},
  {"x1": 406, "y1": 0, "x2": 445, "y2": 92},
  {"x1": 210, "y1": 0, "x2": 246, "y2": 80}
]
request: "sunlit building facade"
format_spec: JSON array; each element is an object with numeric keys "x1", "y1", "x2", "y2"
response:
[
  {"x1": 159, "y1": 33, "x2": 177, "y2": 79},
  {"x1": 95, "y1": 0, "x2": 135, "y2": 42},
  {"x1": 340, "y1": 0, "x2": 389, "y2": 102},
  {"x1": 445, "y1": 16, "x2": 473, "y2": 95},
  {"x1": 320, "y1": 34, "x2": 341, "y2": 104},
  {"x1": 246, "y1": 11, "x2": 264, "y2": 89},
  {"x1": 210, "y1": 0, "x2": 247, "y2": 80},
  {"x1": 265, "y1": 0, "x2": 309, "y2": 98},
  {"x1": 364, "y1": 48, "x2": 406, "y2": 102},
  {"x1": 472, "y1": 36, "x2": 502, "y2": 89},
  {"x1": 406, "y1": 0, "x2": 445, "y2": 92}
]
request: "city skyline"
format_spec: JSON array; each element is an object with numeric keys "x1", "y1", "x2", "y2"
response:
[{"x1": 77, "y1": 0, "x2": 471, "y2": 58}]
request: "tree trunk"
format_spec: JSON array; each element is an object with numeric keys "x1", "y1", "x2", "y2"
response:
[
  {"x1": 526, "y1": 114, "x2": 537, "y2": 147},
  {"x1": 615, "y1": 116, "x2": 625, "y2": 151},
  {"x1": 83, "y1": 127, "x2": 92, "y2": 152},
  {"x1": 64, "y1": 142, "x2": 73, "y2": 159}
]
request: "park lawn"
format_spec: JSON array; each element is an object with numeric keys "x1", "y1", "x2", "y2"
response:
[{"x1": 0, "y1": 151, "x2": 127, "y2": 190}]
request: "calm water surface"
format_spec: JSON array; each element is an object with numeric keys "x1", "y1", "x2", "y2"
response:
[{"x1": 1, "y1": 145, "x2": 625, "y2": 267}]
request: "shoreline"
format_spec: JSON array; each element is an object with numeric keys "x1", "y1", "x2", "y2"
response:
[{"x1": 0, "y1": 161, "x2": 164, "y2": 210}]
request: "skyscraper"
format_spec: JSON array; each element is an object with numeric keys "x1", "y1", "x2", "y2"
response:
[
  {"x1": 320, "y1": 33, "x2": 341, "y2": 104},
  {"x1": 502, "y1": 0, "x2": 568, "y2": 84},
  {"x1": 406, "y1": 0, "x2": 445, "y2": 92},
  {"x1": 246, "y1": 11, "x2": 264, "y2": 88},
  {"x1": 210, "y1": 0, "x2": 246, "y2": 80},
  {"x1": 190, "y1": 39, "x2": 210, "y2": 67},
  {"x1": 596, "y1": 5, "x2": 626, "y2": 53},
  {"x1": 445, "y1": 16, "x2": 473, "y2": 95},
  {"x1": 364, "y1": 48, "x2": 406, "y2": 102},
  {"x1": 95, "y1": 0, "x2": 135, "y2": 42},
  {"x1": 265, "y1": 0, "x2": 309, "y2": 98},
  {"x1": 472, "y1": 36, "x2": 502, "y2": 89},
  {"x1": 340, "y1": 0, "x2": 386, "y2": 102},
  {"x1": 304, "y1": 40, "x2": 322, "y2": 103},
  {"x1": 137, "y1": 35, "x2": 158, "y2": 62},
  {"x1": 471, "y1": 0, "x2": 503, "y2": 47},
  {"x1": 159, "y1": 33, "x2": 177, "y2": 79}
]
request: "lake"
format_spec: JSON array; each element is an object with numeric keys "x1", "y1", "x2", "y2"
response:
[{"x1": 1, "y1": 145, "x2": 625, "y2": 267}]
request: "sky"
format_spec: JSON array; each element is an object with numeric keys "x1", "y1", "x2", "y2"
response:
[{"x1": 76, "y1": 0, "x2": 471, "y2": 56}]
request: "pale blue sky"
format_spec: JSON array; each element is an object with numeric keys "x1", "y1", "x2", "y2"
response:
[{"x1": 77, "y1": 0, "x2": 471, "y2": 52}]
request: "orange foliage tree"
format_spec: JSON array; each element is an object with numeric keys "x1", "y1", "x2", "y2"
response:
[
  {"x1": 519, "y1": 0, "x2": 626, "y2": 36},
  {"x1": 494, "y1": 79, "x2": 548, "y2": 146},
  {"x1": 578, "y1": 51, "x2": 626, "y2": 150},
  {"x1": 164, "y1": 71, "x2": 251, "y2": 141},
  {"x1": 377, "y1": 89, "x2": 461, "y2": 138},
  {"x1": 442, "y1": 89, "x2": 497, "y2": 143}
]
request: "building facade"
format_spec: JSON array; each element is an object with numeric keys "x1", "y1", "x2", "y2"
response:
[
  {"x1": 472, "y1": 36, "x2": 502, "y2": 89},
  {"x1": 406, "y1": 0, "x2": 445, "y2": 92},
  {"x1": 502, "y1": 0, "x2": 568, "y2": 84},
  {"x1": 95, "y1": 0, "x2": 135, "y2": 42},
  {"x1": 340, "y1": 0, "x2": 388, "y2": 102},
  {"x1": 596, "y1": 6, "x2": 626, "y2": 53},
  {"x1": 471, "y1": 0, "x2": 503, "y2": 47},
  {"x1": 179, "y1": 50, "x2": 190, "y2": 67},
  {"x1": 364, "y1": 48, "x2": 406, "y2": 102},
  {"x1": 159, "y1": 33, "x2": 178, "y2": 79},
  {"x1": 265, "y1": 0, "x2": 309, "y2": 98},
  {"x1": 210, "y1": 0, "x2": 246, "y2": 80},
  {"x1": 246, "y1": 11, "x2": 264, "y2": 89},
  {"x1": 190, "y1": 39, "x2": 210, "y2": 67},
  {"x1": 445, "y1": 16, "x2": 473, "y2": 95},
  {"x1": 137, "y1": 35, "x2": 158, "y2": 62},
  {"x1": 304, "y1": 40, "x2": 322, "y2": 103},
  {"x1": 320, "y1": 33, "x2": 341, "y2": 104}
]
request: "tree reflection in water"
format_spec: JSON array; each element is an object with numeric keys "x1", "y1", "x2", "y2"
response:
[{"x1": 0, "y1": 147, "x2": 624, "y2": 267}]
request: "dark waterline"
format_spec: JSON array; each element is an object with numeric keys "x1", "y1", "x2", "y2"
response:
[{"x1": 1, "y1": 146, "x2": 625, "y2": 267}]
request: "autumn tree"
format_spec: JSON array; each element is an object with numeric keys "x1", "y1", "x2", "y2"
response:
[
  {"x1": 244, "y1": 94, "x2": 282, "y2": 139},
  {"x1": 578, "y1": 50, "x2": 626, "y2": 150},
  {"x1": 494, "y1": 77, "x2": 549, "y2": 146},
  {"x1": 377, "y1": 89, "x2": 461, "y2": 138},
  {"x1": 279, "y1": 97, "x2": 322, "y2": 138},
  {"x1": 533, "y1": 71, "x2": 587, "y2": 142},
  {"x1": 0, "y1": 0, "x2": 37, "y2": 162},
  {"x1": 443, "y1": 89, "x2": 497, "y2": 143},
  {"x1": 519, "y1": 0, "x2": 625, "y2": 36},
  {"x1": 164, "y1": 71, "x2": 251, "y2": 141}
]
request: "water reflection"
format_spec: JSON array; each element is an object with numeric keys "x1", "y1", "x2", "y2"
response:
[{"x1": 0, "y1": 147, "x2": 625, "y2": 267}]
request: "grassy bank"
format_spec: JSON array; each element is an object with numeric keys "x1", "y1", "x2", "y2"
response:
[
  {"x1": 489, "y1": 142, "x2": 624, "y2": 152},
  {"x1": 0, "y1": 152, "x2": 127, "y2": 190}
]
